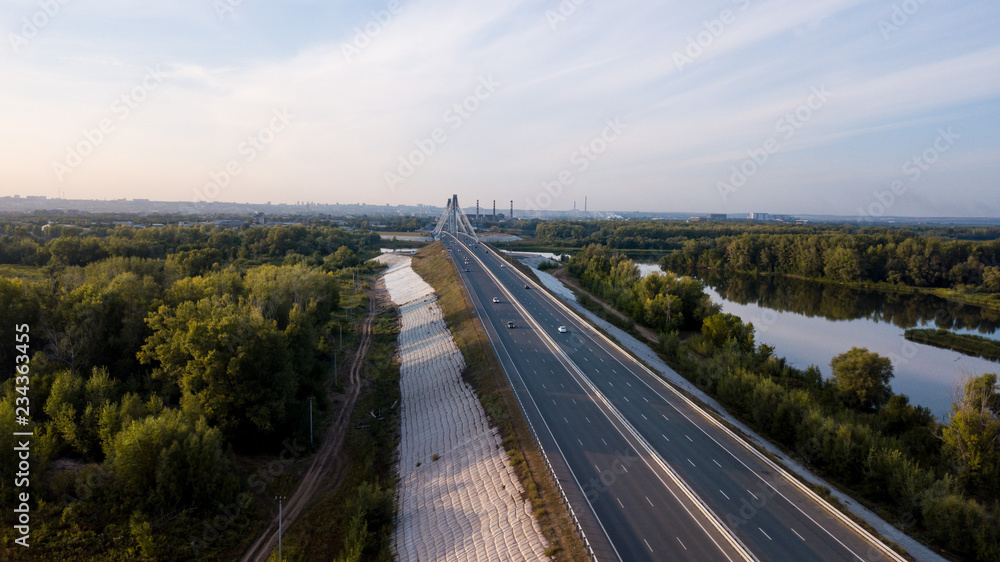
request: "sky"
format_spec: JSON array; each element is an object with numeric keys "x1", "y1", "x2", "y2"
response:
[{"x1": 1, "y1": 0, "x2": 998, "y2": 217}]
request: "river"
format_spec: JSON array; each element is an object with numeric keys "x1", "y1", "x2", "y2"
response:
[{"x1": 644, "y1": 265, "x2": 1000, "y2": 419}]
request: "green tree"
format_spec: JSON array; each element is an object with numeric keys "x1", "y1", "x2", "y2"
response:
[
  {"x1": 942, "y1": 373, "x2": 1000, "y2": 498},
  {"x1": 106, "y1": 409, "x2": 236, "y2": 515},
  {"x1": 830, "y1": 347, "x2": 894, "y2": 411},
  {"x1": 139, "y1": 297, "x2": 296, "y2": 445}
]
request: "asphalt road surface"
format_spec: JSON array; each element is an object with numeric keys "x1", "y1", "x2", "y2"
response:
[{"x1": 443, "y1": 233, "x2": 902, "y2": 562}]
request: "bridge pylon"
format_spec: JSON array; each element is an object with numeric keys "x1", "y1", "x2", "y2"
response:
[{"x1": 432, "y1": 194, "x2": 478, "y2": 241}]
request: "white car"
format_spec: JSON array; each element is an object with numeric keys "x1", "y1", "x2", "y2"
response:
[
  {"x1": 500, "y1": 264, "x2": 505, "y2": 268},
  {"x1": 557, "y1": 326, "x2": 567, "y2": 333},
  {"x1": 492, "y1": 297, "x2": 500, "y2": 303}
]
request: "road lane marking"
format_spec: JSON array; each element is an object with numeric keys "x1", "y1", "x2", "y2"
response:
[
  {"x1": 791, "y1": 528, "x2": 805, "y2": 541},
  {"x1": 617, "y1": 497, "x2": 624, "y2": 509},
  {"x1": 748, "y1": 490, "x2": 759, "y2": 501},
  {"x1": 623, "y1": 396, "x2": 629, "y2": 402},
  {"x1": 688, "y1": 458, "x2": 696, "y2": 467},
  {"x1": 643, "y1": 396, "x2": 649, "y2": 403},
  {"x1": 578, "y1": 439, "x2": 583, "y2": 446},
  {"x1": 662, "y1": 434, "x2": 670, "y2": 441},
  {"x1": 572, "y1": 398, "x2": 577, "y2": 404},
  {"x1": 646, "y1": 496, "x2": 654, "y2": 507},
  {"x1": 760, "y1": 528, "x2": 773, "y2": 541},
  {"x1": 553, "y1": 400, "x2": 557, "y2": 405},
  {"x1": 720, "y1": 490, "x2": 730, "y2": 500},
  {"x1": 713, "y1": 459, "x2": 722, "y2": 468},
  {"x1": 564, "y1": 417, "x2": 568, "y2": 424},
  {"x1": 676, "y1": 538, "x2": 686, "y2": 551},
  {"x1": 686, "y1": 434, "x2": 693, "y2": 442},
  {"x1": 626, "y1": 382, "x2": 631, "y2": 387},
  {"x1": 662, "y1": 414, "x2": 669, "y2": 421},
  {"x1": 645, "y1": 539, "x2": 655, "y2": 553},
  {"x1": 601, "y1": 438, "x2": 608, "y2": 446},
  {"x1": 586, "y1": 416, "x2": 591, "y2": 423},
  {"x1": 608, "y1": 381, "x2": 613, "y2": 386},
  {"x1": 641, "y1": 414, "x2": 647, "y2": 420}
]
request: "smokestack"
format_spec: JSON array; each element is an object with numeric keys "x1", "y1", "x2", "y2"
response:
[
  {"x1": 585, "y1": 196, "x2": 587, "y2": 212},
  {"x1": 493, "y1": 200, "x2": 496, "y2": 220},
  {"x1": 476, "y1": 200, "x2": 479, "y2": 223},
  {"x1": 510, "y1": 200, "x2": 513, "y2": 220}
]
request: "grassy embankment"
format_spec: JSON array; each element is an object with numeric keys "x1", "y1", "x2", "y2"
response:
[
  {"x1": 905, "y1": 328, "x2": 1000, "y2": 362},
  {"x1": 411, "y1": 242, "x2": 587, "y2": 561}
]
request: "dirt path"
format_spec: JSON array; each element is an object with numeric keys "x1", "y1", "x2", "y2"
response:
[
  {"x1": 241, "y1": 287, "x2": 378, "y2": 562},
  {"x1": 551, "y1": 268, "x2": 660, "y2": 344}
]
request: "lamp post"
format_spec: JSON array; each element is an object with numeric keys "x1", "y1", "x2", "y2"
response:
[
  {"x1": 276, "y1": 495, "x2": 286, "y2": 560},
  {"x1": 308, "y1": 397, "x2": 313, "y2": 447}
]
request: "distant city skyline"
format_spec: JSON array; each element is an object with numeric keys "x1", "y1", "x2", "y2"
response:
[{"x1": 2, "y1": 0, "x2": 998, "y2": 217}]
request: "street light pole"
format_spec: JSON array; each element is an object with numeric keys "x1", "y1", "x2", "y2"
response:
[
  {"x1": 308, "y1": 397, "x2": 313, "y2": 447},
  {"x1": 276, "y1": 495, "x2": 285, "y2": 560}
]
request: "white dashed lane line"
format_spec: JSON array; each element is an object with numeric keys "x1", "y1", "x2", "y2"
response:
[
  {"x1": 760, "y1": 528, "x2": 773, "y2": 541},
  {"x1": 687, "y1": 459, "x2": 696, "y2": 467},
  {"x1": 645, "y1": 496, "x2": 654, "y2": 507},
  {"x1": 791, "y1": 528, "x2": 806, "y2": 542},
  {"x1": 617, "y1": 497, "x2": 624, "y2": 509},
  {"x1": 720, "y1": 489, "x2": 731, "y2": 500},
  {"x1": 645, "y1": 539, "x2": 655, "y2": 553},
  {"x1": 662, "y1": 434, "x2": 670, "y2": 442},
  {"x1": 676, "y1": 538, "x2": 686, "y2": 551}
]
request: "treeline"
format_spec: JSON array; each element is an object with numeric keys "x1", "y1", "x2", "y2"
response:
[
  {"x1": 565, "y1": 244, "x2": 1000, "y2": 560},
  {"x1": 0, "y1": 222, "x2": 380, "y2": 269},
  {"x1": 536, "y1": 219, "x2": 1000, "y2": 250},
  {"x1": 666, "y1": 231, "x2": 1000, "y2": 292},
  {"x1": 0, "y1": 224, "x2": 380, "y2": 559},
  {"x1": 567, "y1": 244, "x2": 719, "y2": 332}
]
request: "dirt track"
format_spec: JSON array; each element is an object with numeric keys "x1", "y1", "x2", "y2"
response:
[{"x1": 241, "y1": 286, "x2": 378, "y2": 562}]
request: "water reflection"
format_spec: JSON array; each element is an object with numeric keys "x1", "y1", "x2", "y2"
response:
[
  {"x1": 645, "y1": 265, "x2": 1000, "y2": 419},
  {"x1": 683, "y1": 267, "x2": 1000, "y2": 337}
]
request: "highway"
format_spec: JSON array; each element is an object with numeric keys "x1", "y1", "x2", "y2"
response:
[{"x1": 443, "y1": 232, "x2": 905, "y2": 562}]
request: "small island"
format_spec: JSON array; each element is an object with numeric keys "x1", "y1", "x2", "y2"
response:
[{"x1": 904, "y1": 328, "x2": 1000, "y2": 362}]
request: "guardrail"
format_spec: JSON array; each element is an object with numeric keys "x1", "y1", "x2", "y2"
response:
[
  {"x1": 476, "y1": 235, "x2": 910, "y2": 562},
  {"x1": 444, "y1": 235, "x2": 601, "y2": 561}
]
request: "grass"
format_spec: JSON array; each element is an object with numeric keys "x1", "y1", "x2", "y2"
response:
[
  {"x1": 904, "y1": 328, "x2": 1000, "y2": 361},
  {"x1": 411, "y1": 242, "x2": 588, "y2": 562}
]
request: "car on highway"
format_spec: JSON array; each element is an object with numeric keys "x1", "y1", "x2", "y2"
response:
[
  {"x1": 506, "y1": 321, "x2": 515, "y2": 329},
  {"x1": 464, "y1": 268, "x2": 469, "y2": 272},
  {"x1": 492, "y1": 297, "x2": 500, "y2": 303},
  {"x1": 500, "y1": 264, "x2": 505, "y2": 268},
  {"x1": 524, "y1": 284, "x2": 529, "y2": 289},
  {"x1": 557, "y1": 326, "x2": 567, "y2": 333}
]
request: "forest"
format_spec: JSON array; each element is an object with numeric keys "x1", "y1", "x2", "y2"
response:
[
  {"x1": 566, "y1": 244, "x2": 1000, "y2": 561},
  {"x1": 536, "y1": 220, "x2": 1000, "y2": 296},
  {"x1": 0, "y1": 220, "x2": 382, "y2": 559}
]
